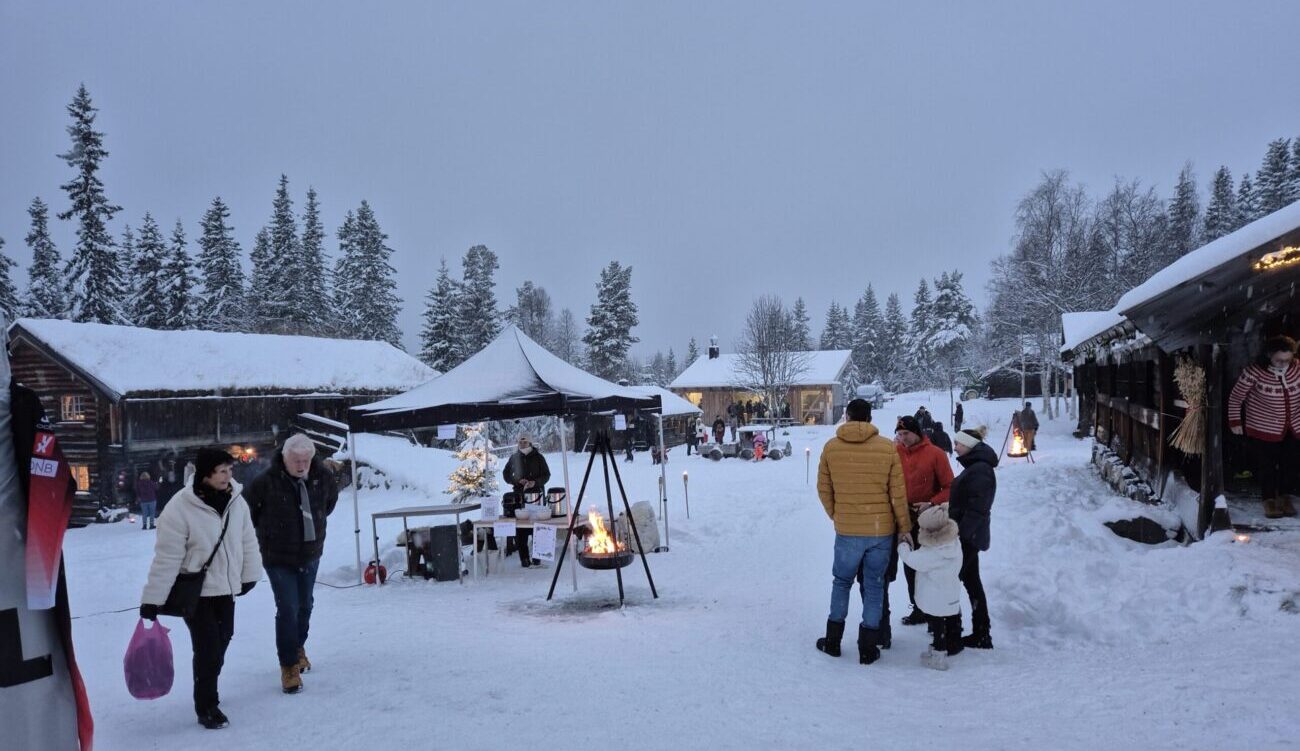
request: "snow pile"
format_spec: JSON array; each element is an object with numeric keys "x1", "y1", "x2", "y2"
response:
[
  {"x1": 11, "y1": 318, "x2": 437, "y2": 396},
  {"x1": 344, "y1": 433, "x2": 459, "y2": 495}
]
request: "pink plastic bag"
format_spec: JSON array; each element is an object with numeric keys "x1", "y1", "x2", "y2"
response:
[{"x1": 124, "y1": 618, "x2": 174, "y2": 700}]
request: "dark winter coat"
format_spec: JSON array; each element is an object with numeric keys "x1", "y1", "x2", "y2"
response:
[
  {"x1": 953, "y1": 404, "x2": 964, "y2": 431},
  {"x1": 915, "y1": 408, "x2": 935, "y2": 434},
  {"x1": 1020, "y1": 407, "x2": 1039, "y2": 431},
  {"x1": 135, "y1": 477, "x2": 159, "y2": 503},
  {"x1": 245, "y1": 453, "x2": 340, "y2": 568},
  {"x1": 503, "y1": 449, "x2": 551, "y2": 493},
  {"x1": 930, "y1": 427, "x2": 954, "y2": 454},
  {"x1": 948, "y1": 441, "x2": 998, "y2": 551}
]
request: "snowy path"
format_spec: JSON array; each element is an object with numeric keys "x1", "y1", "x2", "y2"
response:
[{"x1": 64, "y1": 395, "x2": 1299, "y2": 750}]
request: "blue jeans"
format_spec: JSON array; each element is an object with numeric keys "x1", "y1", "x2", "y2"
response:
[
  {"x1": 828, "y1": 534, "x2": 893, "y2": 629},
  {"x1": 139, "y1": 501, "x2": 156, "y2": 526},
  {"x1": 265, "y1": 559, "x2": 320, "y2": 667}
]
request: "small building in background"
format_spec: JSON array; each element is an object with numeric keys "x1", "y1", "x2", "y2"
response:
[
  {"x1": 669, "y1": 347, "x2": 854, "y2": 425},
  {"x1": 8, "y1": 318, "x2": 436, "y2": 524}
]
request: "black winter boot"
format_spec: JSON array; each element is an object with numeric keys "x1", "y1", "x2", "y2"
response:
[
  {"x1": 901, "y1": 607, "x2": 927, "y2": 626},
  {"x1": 962, "y1": 631, "x2": 993, "y2": 650},
  {"x1": 197, "y1": 707, "x2": 229, "y2": 730},
  {"x1": 858, "y1": 625, "x2": 881, "y2": 665},
  {"x1": 815, "y1": 619, "x2": 845, "y2": 657},
  {"x1": 944, "y1": 616, "x2": 964, "y2": 656}
]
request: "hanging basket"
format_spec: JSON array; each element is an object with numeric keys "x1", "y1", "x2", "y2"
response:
[{"x1": 1169, "y1": 357, "x2": 1205, "y2": 455}]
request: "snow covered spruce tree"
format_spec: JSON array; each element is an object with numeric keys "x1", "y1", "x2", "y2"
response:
[
  {"x1": 880, "y1": 293, "x2": 908, "y2": 391},
  {"x1": 196, "y1": 196, "x2": 247, "y2": 331},
  {"x1": 819, "y1": 301, "x2": 851, "y2": 350},
  {"x1": 1203, "y1": 166, "x2": 1237, "y2": 243},
  {"x1": 686, "y1": 336, "x2": 699, "y2": 366},
  {"x1": 129, "y1": 214, "x2": 170, "y2": 329},
  {"x1": 1163, "y1": 164, "x2": 1201, "y2": 264},
  {"x1": 1235, "y1": 172, "x2": 1258, "y2": 227},
  {"x1": 902, "y1": 279, "x2": 937, "y2": 389},
  {"x1": 118, "y1": 225, "x2": 138, "y2": 318},
  {"x1": 419, "y1": 257, "x2": 460, "y2": 371},
  {"x1": 583, "y1": 261, "x2": 639, "y2": 380},
  {"x1": 733, "y1": 294, "x2": 810, "y2": 415},
  {"x1": 296, "y1": 187, "x2": 330, "y2": 332},
  {"x1": 164, "y1": 219, "x2": 197, "y2": 329},
  {"x1": 930, "y1": 271, "x2": 979, "y2": 397},
  {"x1": 506, "y1": 281, "x2": 554, "y2": 346},
  {"x1": 248, "y1": 227, "x2": 275, "y2": 325},
  {"x1": 58, "y1": 84, "x2": 127, "y2": 324},
  {"x1": 0, "y1": 238, "x2": 20, "y2": 324},
  {"x1": 789, "y1": 297, "x2": 812, "y2": 350},
  {"x1": 851, "y1": 285, "x2": 883, "y2": 382},
  {"x1": 552, "y1": 308, "x2": 581, "y2": 365},
  {"x1": 252, "y1": 175, "x2": 300, "y2": 333},
  {"x1": 23, "y1": 197, "x2": 66, "y2": 318},
  {"x1": 666, "y1": 348, "x2": 678, "y2": 380},
  {"x1": 1255, "y1": 138, "x2": 1293, "y2": 217},
  {"x1": 456, "y1": 244, "x2": 501, "y2": 361},
  {"x1": 648, "y1": 351, "x2": 670, "y2": 387},
  {"x1": 333, "y1": 201, "x2": 401, "y2": 346},
  {"x1": 447, "y1": 423, "x2": 499, "y2": 501}
]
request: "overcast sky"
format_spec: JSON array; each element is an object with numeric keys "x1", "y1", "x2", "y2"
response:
[{"x1": 3, "y1": 1, "x2": 1300, "y2": 359}]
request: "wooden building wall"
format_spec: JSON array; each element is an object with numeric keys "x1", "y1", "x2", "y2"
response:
[{"x1": 10, "y1": 339, "x2": 104, "y2": 510}]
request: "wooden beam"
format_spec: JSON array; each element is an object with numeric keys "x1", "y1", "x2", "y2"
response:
[{"x1": 1199, "y1": 344, "x2": 1225, "y2": 535}]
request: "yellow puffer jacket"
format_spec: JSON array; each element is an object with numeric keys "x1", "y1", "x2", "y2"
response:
[{"x1": 817, "y1": 421, "x2": 910, "y2": 537}]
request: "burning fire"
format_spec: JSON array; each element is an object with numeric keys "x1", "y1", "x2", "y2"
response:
[
  {"x1": 1008, "y1": 431, "x2": 1028, "y2": 457},
  {"x1": 585, "y1": 509, "x2": 625, "y2": 555}
]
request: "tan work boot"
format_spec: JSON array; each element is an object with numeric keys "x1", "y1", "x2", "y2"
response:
[
  {"x1": 1264, "y1": 498, "x2": 1285, "y2": 519},
  {"x1": 297, "y1": 647, "x2": 311, "y2": 673},
  {"x1": 1281, "y1": 496, "x2": 1298, "y2": 517},
  {"x1": 280, "y1": 664, "x2": 303, "y2": 694}
]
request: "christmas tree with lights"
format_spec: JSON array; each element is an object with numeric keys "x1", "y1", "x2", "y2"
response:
[{"x1": 447, "y1": 423, "x2": 499, "y2": 501}]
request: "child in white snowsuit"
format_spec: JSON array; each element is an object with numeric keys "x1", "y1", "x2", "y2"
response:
[{"x1": 897, "y1": 504, "x2": 964, "y2": 669}]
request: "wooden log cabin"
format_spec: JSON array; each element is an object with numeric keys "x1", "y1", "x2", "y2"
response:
[
  {"x1": 8, "y1": 318, "x2": 436, "y2": 525},
  {"x1": 1063, "y1": 200, "x2": 1300, "y2": 538}
]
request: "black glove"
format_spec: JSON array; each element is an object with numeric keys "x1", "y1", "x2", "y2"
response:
[
  {"x1": 139, "y1": 603, "x2": 159, "y2": 621},
  {"x1": 239, "y1": 581, "x2": 256, "y2": 596}
]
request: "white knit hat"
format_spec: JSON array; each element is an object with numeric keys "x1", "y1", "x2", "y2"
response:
[
  {"x1": 917, "y1": 505, "x2": 959, "y2": 547},
  {"x1": 954, "y1": 430, "x2": 983, "y2": 450}
]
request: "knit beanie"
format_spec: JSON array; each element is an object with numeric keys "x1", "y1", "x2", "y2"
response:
[
  {"x1": 193, "y1": 448, "x2": 236, "y2": 486},
  {"x1": 896, "y1": 416, "x2": 923, "y2": 436},
  {"x1": 917, "y1": 505, "x2": 960, "y2": 547},
  {"x1": 954, "y1": 429, "x2": 984, "y2": 451}
]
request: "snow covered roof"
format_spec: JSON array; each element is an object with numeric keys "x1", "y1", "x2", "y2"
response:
[
  {"x1": 626, "y1": 386, "x2": 701, "y2": 416},
  {"x1": 669, "y1": 350, "x2": 853, "y2": 389},
  {"x1": 350, "y1": 325, "x2": 661, "y2": 430},
  {"x1": 1118, "y1": 200, "x2": 1300, "y2": 313},
  {"x1": 1061, "y1": 310, "x2": 1127, "y2": 355},
  {"x1": 9, "y1": 318, "x2": 437, "y2": 399}
]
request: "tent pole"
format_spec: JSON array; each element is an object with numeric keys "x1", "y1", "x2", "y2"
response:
[
  {"x1": 656, "y1": 414, "x2": 670, "y2": 551},
  {"x1": 348, "y1": 431, "x2": 363, "y2": 584},
  {"x1": 556, "y1": 415, "x2": 577, "y2": 592}
]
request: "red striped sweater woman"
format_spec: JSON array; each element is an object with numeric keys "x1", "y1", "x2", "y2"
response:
[{"x1": 1228, "y1": 335, "x2": 1300, "y2": 518}]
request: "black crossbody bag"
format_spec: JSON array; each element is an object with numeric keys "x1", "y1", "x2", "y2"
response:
[{"x1": 160, "y1": 510, "x2": 231, "y2": 618}]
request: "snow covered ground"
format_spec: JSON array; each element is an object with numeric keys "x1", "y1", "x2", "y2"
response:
[{"x1": 63, "y1": 393, "x2": 1300, "y2": 750}]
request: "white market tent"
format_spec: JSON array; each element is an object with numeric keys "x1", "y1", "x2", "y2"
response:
[{"x1": 346, "y1": 326, "x2": 667, "y2": 584}]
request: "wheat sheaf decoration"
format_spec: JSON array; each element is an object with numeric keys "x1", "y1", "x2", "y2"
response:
[{"x1": 1169, "y1": 356, "x2": 1206, "y2": 455}]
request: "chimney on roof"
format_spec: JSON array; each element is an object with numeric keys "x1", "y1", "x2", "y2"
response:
[{"x1": 708, "y1": 335, "x2": 720, "y2": 360}]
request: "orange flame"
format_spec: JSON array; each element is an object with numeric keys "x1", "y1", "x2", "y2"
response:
[
  {"x1": 1008, "y1": 431, "x2": 1028, "y2": 457},
  {"x1": 585, "y1": 509, "x2": 625, "y2": 555}
]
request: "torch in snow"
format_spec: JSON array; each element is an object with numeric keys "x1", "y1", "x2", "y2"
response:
[
  {"x1": 805, "y1": 447, "x2": 811, "y2": 484},
  {"x1": 682, "y1": 471, "x2": 690, "y2": 519}
]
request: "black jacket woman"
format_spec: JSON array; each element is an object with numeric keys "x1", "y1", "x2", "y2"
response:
[
  {"x1": 501, "y1": 435, "x2": 551, "y2": 567},
  {"x1": 140, "y1": 449, "x2": 261, "y2": 730},
  {"x1": 947, "y1": 428, "x2": 997, "y2": 649}
]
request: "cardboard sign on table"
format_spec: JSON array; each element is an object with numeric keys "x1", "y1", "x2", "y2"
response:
[{"x1": 493, "y1": 520, "x2": 517, "y2": 539}]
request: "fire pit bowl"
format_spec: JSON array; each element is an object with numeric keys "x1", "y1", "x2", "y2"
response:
[{"x1": 578, "y1": 549, "x2": 635, "y2": 570}]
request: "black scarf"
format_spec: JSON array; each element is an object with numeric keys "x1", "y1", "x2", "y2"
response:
[{"x1": 194, "y1": 482, "x2": 232, "y2": 515}]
